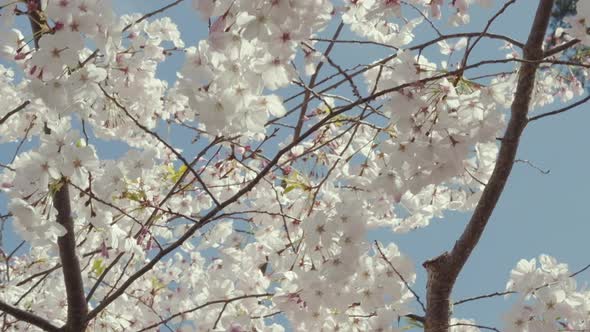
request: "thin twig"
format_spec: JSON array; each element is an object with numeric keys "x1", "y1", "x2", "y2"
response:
[
  {"x1": 449, "y1": 323, "x2": 501, "y2": 332},
  {"x1": 453, "y1": 290, "x2": 514, "y2": 306},
  {"x1": 294, "y1": 22, "x2": 344, "y2": 139},
  {"x1": 514, "y1": 159, "x2": 550, "y2": 175},
  {"x1": 454, "y1": 260, "x2": 590, "y2": 306},
  {"x1": 570, "y1": 262, "x2": 590, "y2": 278},
  {"x1": 0, "y1": 101, "x2": 30, "y2": 126},
  {"x1": 455, "y1": 0, "x2": 517, "y2": 85},
  {"x1": 527, "y1": 94, "x2": 590, "y2": 122},
  {"x1": 85, "y1": 253, "x2": 125, "y2": 302},
  {"x1": 374, "y1": 241, "x2": 426, "y2": 313},
  {"x1": 403, "y1": 0, "x2": 442, "y2": 37},
  {"x1": 136, "y1": 293, "x2": 272, "y2": 331},
  {"x1": 122, "y1": 0, "x2": 185, "y2": 32},
  {"x1": 10, "y1": 118, "x2": 35, "y2": 164},
  {"x1": 98, "y1": 85, "x2": 221, "y2": 208}
]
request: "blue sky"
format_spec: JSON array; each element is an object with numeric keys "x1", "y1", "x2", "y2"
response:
[{"x1": 1, "y1": 1, "x2": 589, "y2": 330}]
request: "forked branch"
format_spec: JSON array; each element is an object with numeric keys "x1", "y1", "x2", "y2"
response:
[{"x1": 422, "y1": 1, "x2": 555, "y2": 331}]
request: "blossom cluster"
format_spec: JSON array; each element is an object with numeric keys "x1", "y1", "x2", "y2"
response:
[
  {"x1": 565, "y1": 1, "x2": 590, "y2": 46},
  {"x1": 504, "y1": 255, "x2": 590, "y2": 332},
  {"x1": 0, "y1": 0, "x2": 587, "y2": 331}
]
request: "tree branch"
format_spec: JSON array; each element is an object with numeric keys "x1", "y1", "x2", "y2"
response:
[
  {"x1": 527, "y1": 94, "x2": 590, "y2": 122},
  {"x1": 294, "y1": 22, "x2": 344, "y2": 139},
  {"x1": 54, "y1": 181, "x2": 88, "y2": 331},
  {"x1": 83, "y1": 55, "x2": 543, "y2": 323},
  {"x1": 0, "y1": 301, "x2": 60, "y2": 332},
  {"x1": 453, "y1": 290, "x2": 514, "y2": 306},
  {"x1": 0, "y1": 101, "x2": 30, "y2": 126},
  {"x1": 22, "y1": 2, "x2": 88, "y2": 331},
  {"x1": 543, "y1": 38, "x2": 580, "y2": 57},
  {"x1": 422, "y1": 1, "x2": 555, "y2": 331},
  {"x1": 122, "y1": 0, "x2": 185, "y2": 32},
  {"x1": 98, "y1": 85, "x2": 222, "y2": 208},
  {"x1": 136, "y1": 293, "x2": 272, "y2": 332},
  {"x1": 375, "y1": 241, "x2": 426, "y2": 313}
]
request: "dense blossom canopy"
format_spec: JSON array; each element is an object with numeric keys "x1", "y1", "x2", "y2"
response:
[{"x1": 0, "y1": 0, "x2": 588, "y2": 331}]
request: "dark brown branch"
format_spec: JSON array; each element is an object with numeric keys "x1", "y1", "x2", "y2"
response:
[
  {"x1": 422, "y1": 1, "x2": 554, "y2": 331},
  {"x1": 26, "y1": 0, "x2": 49, "y2": 49},
  {"x1": 0, "y1": 301, "x2": 60, "y2": 332},
  {"x1": 0, "y1": 163, "x2": 16, "y2": 171},
  {"x1": 98, "y1": 85, "x2": 221, "y2": 208},
  {"x1": 278, "y1": 37, "x2": 525, "y2": 122},
  {"x1": 136, "y1": 293, "x2": 272, "y2": 331},
  {"x1": 450, "y1": 323, "x2": 501, "y2": 332},
  {"x1": 122, "y1": 0, "x2": 185, "y2": 32},
  {"x1": 15, "y1": 264, "x2": 61, "y2": 287},
  {"x1": 570, "y1": 262, "x2": 590, "y2": 278},
  {"x1": 2, "y1": 240, "x2": 25, "y2": 282},
  {"x1": 466, "y1": 0, "x2": 517, "y2": 55},
  {"x1": 311, "y1": 32, "x2": 524, "y2": 51},
  {"x1": 403, "y1": 0, "x2": 442, "y2": 37},
  {"x1": 13, "y1": 267, "x2": 52, "y2": 308},
  {"x1": 527, "y1": 94, "x2": 590, "y2": 122},
  {"x1": 15, "y1": 249, "x2": 109, "y2": 287},
  {"x1": 141, "y1": 136, "x2": 224, "y2": 233},
  {"x1": 453, "y1": 290, "x2": 514, "y2": 306},
  {"x1": 454, "y1": 0, "x2": 517, "y2": 85},
  {"x1": 455, "y1": 261, "x2": 590, "y2": 306},
  {"x1": 543, "y1": 39, "x2": 580, "y2": 57},
  {"x1": 294, "y1": 22, "x2": 344, "y2": 139},
  {"x1": 54, "y1": 181, "x2": 88, "y2": 331},
  {"x1": 212, "y1": 302, "x2": 229, "y2": 329},
  {"x1": 0, "y1": 101, "x2": 30, "y2": 126},
  {"x1": 514, "y1": 159, "x2": 550, "y2": 175},
  {"x1": 310, "y1": 37, "x2": 398, "y2": 49},
  {"x1": 375, "y1": 241, "x2": 426, "y2": 313},
  {"x1": 85, "y1": 55, "x2": 537, "y2": 322},
  {"x1": 303, "y1": 42, "x2": 362, "y2": 99},
  {"x1": 21, "y1": 2, "x2": 88, "y2": 331},
  {"x1": 86, "y1": 253, "x2": 125, "y2": 302}
]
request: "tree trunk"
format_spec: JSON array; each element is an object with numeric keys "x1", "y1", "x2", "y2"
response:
[{"x1": 423, "y1": 1, "x2": 555, "y2": 330}]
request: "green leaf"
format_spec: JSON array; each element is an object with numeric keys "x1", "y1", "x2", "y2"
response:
[
  {"x1": 284, "y1": 185, "x2": 297, "y2": 194},
  {"x1": 151, "y1": 276, "x2": 166, "y2": 291},
  {"x1": 172, "y1": 164, "x2": 187, "y2": 182},
  {"x1": 403, "y1": 316, "x2": 424, "y2": 329},
  {"x1": 165, "y1": 164, "x2": 188, "y2": 183},
  {"x1": 122, "y1": 190, "x2": 146, "y2": 202},
  {"x1": 49, "y1": 180, "x2": 64, "y2": 194},
  {"x1": 91, "y1": 259, "x2": 105, "y2": 276}
]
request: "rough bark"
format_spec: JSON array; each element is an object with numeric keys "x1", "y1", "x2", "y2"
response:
[
  {"x1": 30, "y1": 1, "x2": 89, "y2": 330},
  {"x1": 54, "y1": 182, "x2": 89, "y2": 331},
  {"x1": 423, "y1": 1, "x2": 555, "y2": 331}
]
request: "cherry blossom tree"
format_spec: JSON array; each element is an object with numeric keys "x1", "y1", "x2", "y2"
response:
[{"x1": 0, "y1": 0, "x2": 589, "y2": 331}]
